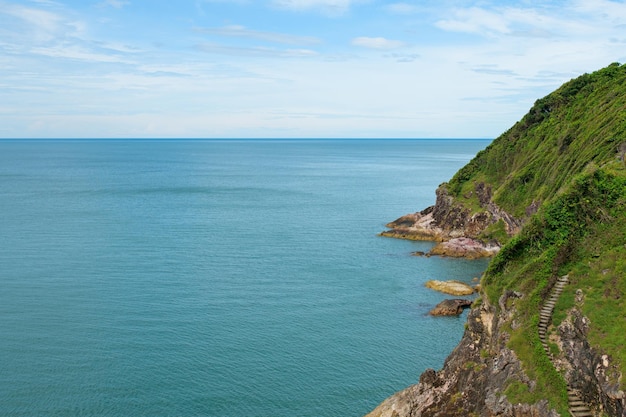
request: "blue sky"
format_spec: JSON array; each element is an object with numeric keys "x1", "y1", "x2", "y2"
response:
[{"x1": 1, "y1": 0, "x2": 625, "y2": 138}]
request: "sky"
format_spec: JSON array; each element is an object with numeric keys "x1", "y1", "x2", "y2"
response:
[{"x1": 1, "y1": 0, "x2": 625, "y2": 138}]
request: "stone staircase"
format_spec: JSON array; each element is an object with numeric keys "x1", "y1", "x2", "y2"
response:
[{"x1": 538, "y1": 275, "x2": 594, "y2": 417}]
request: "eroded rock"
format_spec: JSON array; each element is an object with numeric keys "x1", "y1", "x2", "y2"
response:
[
  {"x1": 425, "y1": 280, "x2": 476, "y2": 296},
  {"x1": 429, "y1": 299, "x2": 472, "y2": 316},
  {"x1": 428, "y1": 237, "x2": 500, "y2": 259}
]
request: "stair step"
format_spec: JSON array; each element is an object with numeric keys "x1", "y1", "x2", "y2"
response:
[{"x1": 569, "y1": 401, "x2": 585, "y2": 407}]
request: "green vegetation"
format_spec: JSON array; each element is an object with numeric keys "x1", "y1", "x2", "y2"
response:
[
  {"x1": 483, "y1": 161, "x2": 626, "y2": 414},
  {"x1": 572, "y1": 209, "x2": 626, "y2": 384},
  {"x1": 442, "y1": 63, "x2": 626, "y2": 415},
  {"x1": 448, "y1": 62, "x2": 626, "y2": 219}
]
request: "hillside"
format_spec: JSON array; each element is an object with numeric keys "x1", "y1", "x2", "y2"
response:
[{"x1": 368, "y1": 63, "x2": 626, "y2": 417}]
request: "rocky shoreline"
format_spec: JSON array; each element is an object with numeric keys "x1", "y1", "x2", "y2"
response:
[{"x1": 378, "y1": 184, "x2": 521, "y2": 259}]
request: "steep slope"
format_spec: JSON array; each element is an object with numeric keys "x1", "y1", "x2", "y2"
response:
[
  {"x1": 368, "y1": 63, "x2": 626, "y2": 417},
  {"x1": 382, "y1": 62, "x2": 626, "y2": 257}
]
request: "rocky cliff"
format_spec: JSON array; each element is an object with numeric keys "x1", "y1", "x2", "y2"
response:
[
  {"x1": 367, "y1": 63, "x2": 626, "y2": 417},
  {"x1": 380, "y1": 184, "x2": 514, "y2": 258}
]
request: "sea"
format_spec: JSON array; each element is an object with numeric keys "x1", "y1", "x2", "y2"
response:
[{"x1": 0, "y1": 139, "x2": 491, "y2": 417}]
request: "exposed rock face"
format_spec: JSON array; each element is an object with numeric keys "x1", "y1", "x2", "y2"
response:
[
  {"x1": 557, "y1": 303, "x2": 626, "y2": 416},
  {"x1": 429, "y1": 299, "x2": 472, "y2": 316},
  {"x1": 380, "y1": 184, "x2": 521, "y2": 258},
  {"x1": 365, "y1": 297, "x2": 560, "y2": 417},
  {"x1": 428, "y1": 237, "x2": 500, "y2": 259},
  {"x1": 425, "y1": 280, "x2": 476, "y2": 296},
  {"x1": 366, "y1": 282, "x2": 626, "y2": 417}
]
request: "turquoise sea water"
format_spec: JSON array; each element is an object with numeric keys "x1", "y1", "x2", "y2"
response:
[{"x1": 0, "y1": 139, "x2": 491, "y2": 417}]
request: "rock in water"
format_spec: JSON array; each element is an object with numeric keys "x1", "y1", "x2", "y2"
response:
[
  {"x1": 425, "y1": 280, "x2": 476, "y2": 295},
  {"x1": 429, "y1": 299, "x2": 473, "y2": 316}
]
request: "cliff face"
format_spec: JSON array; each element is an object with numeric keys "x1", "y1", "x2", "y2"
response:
[
  {"x1": 367, "y1": 282, "x2": 626, "y2": 417},
  {"x1": 368, "y1": 63, "x2": 626, "y2": 417},
  {"x1": 380, "y1": 183, "x2": 520, "y2": 258},
  {"x1": 366, "y1": 296, "x2": 560, "y2": 417}
]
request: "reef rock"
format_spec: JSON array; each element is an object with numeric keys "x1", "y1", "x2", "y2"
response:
[
  {"x1": 425, "y1": 280, "x2": 476, "y2": 296},
  {"x1": 429, "y1": 299, "x2": 473, "y2": 316}
]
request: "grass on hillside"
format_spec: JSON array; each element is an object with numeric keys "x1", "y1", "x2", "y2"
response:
[
  {"x1": 483, "y1": 162, "x2": 626, "y2": 414},
  {"x1": 446, "y1": 63, "x2": 626, "y2": 220}
]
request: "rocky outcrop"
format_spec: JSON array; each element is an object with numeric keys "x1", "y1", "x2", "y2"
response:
[
  {"x1": 380, "y1": 184, "x2": 521, "y2": 258},
  {"x1": 365, "y1": 296, "x2": 560, "y2": 417},
  {"x1": 425, "y1": 280, "x2": 476, "y2": 296},
  {"x1": 366, "y1": 276, "x2": 626, "y2": 417},
  {"x1": 429, "y1": 299, "x2": 472, "y2": 316},
  {"x1": 428, "y1": 237, "x2": 500, "y2": 259},
  {"x1": 555, "y1": 295, "x2": 626, "y2": 416}
]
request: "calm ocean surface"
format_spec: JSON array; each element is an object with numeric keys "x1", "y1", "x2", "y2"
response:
[{"x1": 0, "y1": 139, "x2": 491, "y2": 417}]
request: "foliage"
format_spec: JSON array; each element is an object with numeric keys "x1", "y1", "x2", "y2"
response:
[
  {"x1": 447, "y1": 62, "x2": 626, "y2": 218},
  {"x1": 446, "y1": 62, "x2": 626, "y2": 414}
]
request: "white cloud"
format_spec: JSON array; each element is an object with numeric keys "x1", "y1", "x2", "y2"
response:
[
  {"x1": 384, "y1": 52, "x2": 420, "y2": 62},
  {"x1": 2, "y1": 3, "x2": 63, "y2": 41},
  {"x1": 196, "y1": 25, "x2": 321, "y2": 45},
  {"x1": 270, "y1": 0, "x2": 358, "y2": 15},
  {"x1": 30, "y1": 45, "x2": 131, "y2": 63},
  {"x1": 571, "y1": 0, "x2": 626, "y2": 22},
  {"x1": 386, "y1": 2, "x2": 419, "y2": 15},
  {"x1": 434, "y1": 3, "x2": 611, "y2": 40},
  {"x1": 436, "y1": 7, "x2": 510, "y2": 36},
  {"x1": 97, "y1": 0, "x2": 130, "y2": 8},
  {"x1": 2, "y1": 0, "x2": 626, "y2": 139},
  {"x1": 0, "y1": 1, "x2": 90, "y2": 46},
  {"x1": 352, "y1": 36, "x2": 405, "y2": 49},
  {"x1": 196, "y1": 42, "x2": 318, "y2": 58}
]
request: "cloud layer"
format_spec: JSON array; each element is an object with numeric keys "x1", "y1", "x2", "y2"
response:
[{"x1": 1, "y1": 0, "x2": 625, "y2": 138}]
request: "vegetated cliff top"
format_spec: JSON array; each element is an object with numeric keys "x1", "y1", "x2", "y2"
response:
[
  {"x1": 447, "y1": 61, "x2": 626, "y2": 220},
  {"x1": 462, "y1": 63, "x2": 626, "y2": 411}
]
